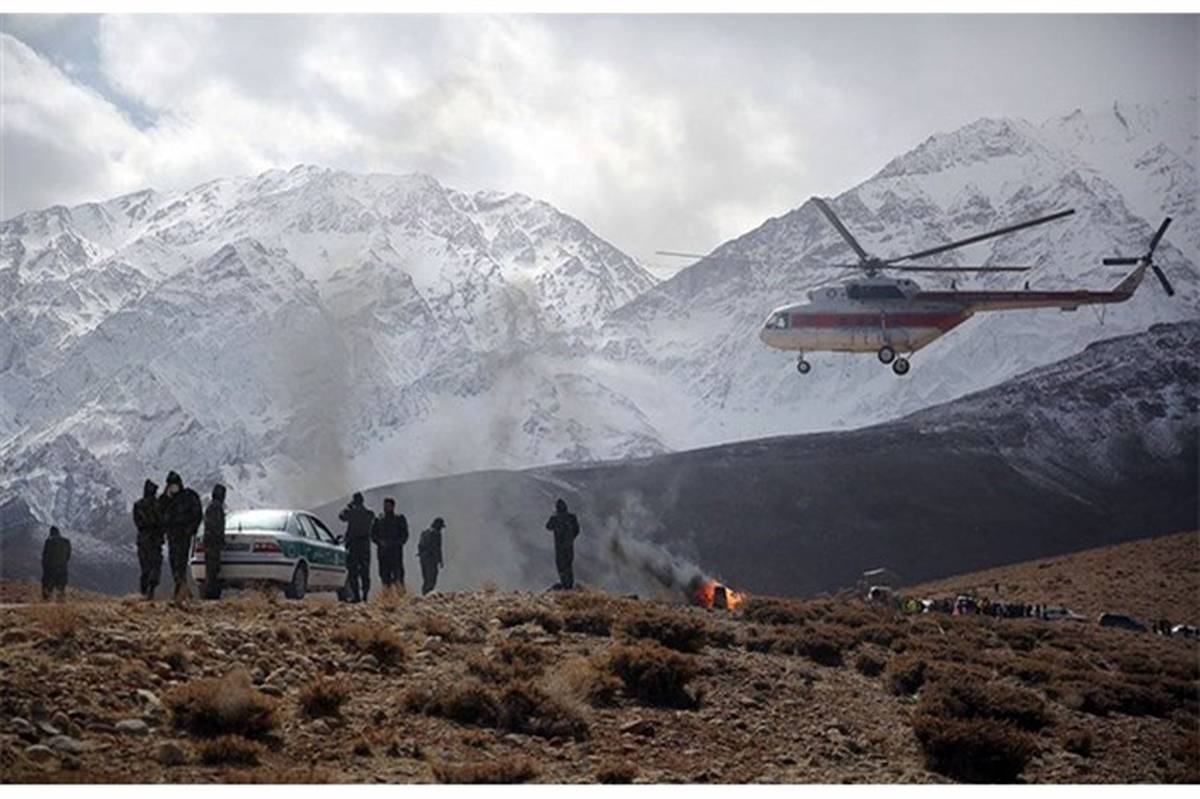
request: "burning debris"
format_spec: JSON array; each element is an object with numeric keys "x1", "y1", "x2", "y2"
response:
[
  {"x1": 604, "y1": 528, "x2": 746, "y2": 610},
  {"x1": 689, "y1": 577, "x2": 746, "y2": 610}
]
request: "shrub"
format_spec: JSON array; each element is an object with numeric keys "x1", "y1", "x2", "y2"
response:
[
  {"x1": 198, "y1": 735, "x2": 263, "y2": 766},
  {"x1": 617, "y1": 607, "x2": 709, "y2": 653},
  {"x1": 298, "y1": 677, "x2": 350, "y2": 718},
  {"x1": 920, "y1": 677, "x2": 1050, "y2": 731},
  {"x1": 855, "y1": 651, "x2": 886, "y2": 677},
  {"x1": 1048, "y1": 673, "x2": 1173, "y2": 718},
  {"x1": 742, "y1": 597, "x2": 808, "y2": 626},
  {"x1": 542, "y1": 657, "x2": 622, "y2": 708},
  {"x1": 433, "y1": 756, "x2": 539, "y2": 783},
  {"x1": 29, "y1": 604, "x2": 84, "y2": 639},
  {"x1": 856, "y1": 623, "x2": 901, "y2": 647},
  {"x1": 466, "y1": 639, "x2": 547, "y2": 683},
  {"x1": 160, "y1": 644, "x2": 190, "y2": 673},
  {"x1": 912, "y1": 714, "x2": 1036, "y2": 783},
  {"x1": 762, "y1": 624, "x2": 851, "y2": 667},
  {"x1": 607, "y1": 642, "x2": 699, "y2": 709},
  {"x1": 497, "y1": 607, "x2": 563, "y2": 634},
  {"x1": 595, "y1": 760, "x2": 638, "y2": 783},
  {"x1": 166, "y1": 669, "x2": 278, "y2": 738},
  {"x1": 1061, "y1": 728, "x2": 1094, "y2": 757},
  {"x1": 409, "y1": 681, "x2": 501, "y2": 727},
  {"x1": 886, "y1": 655, "x2": 928, "y2": 696},
  {"x1": 1000, "y1": 656, "x2": 1056, "y2": 686},
  {"x1": 421, "y1": 615, "x2": 461, "y2": 641},
  {"x1": 497, "y1": 681, "x2": 588, "y2": 740},
  {"x1": 563, "y1": 608, "x2": 614, "y2": 636},
  {"x1": 332, "y1": 623, "x2": 407, "y2": 667}
]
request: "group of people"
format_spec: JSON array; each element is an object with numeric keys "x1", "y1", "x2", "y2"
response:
[
  {"x1": 132, "y1": 471, "x2": 226, "y2": 602},
  {"x1": 336, "y1": 492, "x2": 446, "y2": 602},
  {"x1": 37, "y1": 475, "x2": 584, "y2": 603}
]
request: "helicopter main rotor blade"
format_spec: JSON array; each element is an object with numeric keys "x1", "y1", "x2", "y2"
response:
[
  {"x1": 655, "y1": 250, "x2": 764, "y2": 265},
  {"x1": 885, "y1": 265, "x2": 1033, "y2": 273},
  {"x1": 812, "y1": 197, "x2": 870, "y2": 263},
  {"x1": 884, "y1": 208, "x2": 1075, "y2": 264},
  {"x1": 1103, "y1": 257, "x2": 1142, "y2": 266}
]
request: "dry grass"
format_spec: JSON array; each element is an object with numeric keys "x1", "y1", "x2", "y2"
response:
[
  {"x1": 616, "y1": 606, "x2": 709, "y2": 653},
  {"x1": 607, "y1": 642, "x2": 699, "y2": 709},
  {"x1": 27, "y1": 604, "x2": 84, "y2": 639},
  {"x1": 298, "y1": 677, "x2": 351, "y2": 718},
  {"x1": 595, "y1": 759, "x2": 638, "y2": 783},
  {"x1": 542, "y1": 656, "x2": 622, "y2": 708},
  {"x1": 433, "y1": 756, "x2": 539, "y2": 783},
  {"x1": 197, "y1": 735, "x2": 263, "y2": 767},
  {"x1": 331, "y1": 622, "x2": 407, "y2": 668},
  {"x1": 466, "y1": 639, "x2": 547, "y2": 683},
  {"x1": 497, "y1": 681, "x2": 589, "y2": 740},
  {"x1": 165, "y1": 669, "x2": 279, "y2": 738},
  {"x1": 406, "y1": 680, "x2": 500, "y2": 727},
  {"x1": 160, "y1": 644, "x2": 190, "y2": 673},
  {"x1": 497, "y1": 607, "x2": 564, "y2": 635},
  {"x1": 420, "y1": 614, "x2": 461, "y2": 640}
]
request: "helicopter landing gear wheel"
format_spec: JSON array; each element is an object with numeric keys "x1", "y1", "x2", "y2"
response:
[
  {"x1": 796, "y1": 355, "x2": 811, "y2": 375},
  {"x1": 892, "y1": 357, "x2": 910, "y2": 376},
  {"x1": 877, "y1": 345, "x2": 896, "y2": 364}
]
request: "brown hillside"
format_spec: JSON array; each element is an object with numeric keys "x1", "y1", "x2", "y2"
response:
[
  {"x1": 907, "y1": 531, "x2": 1200, "y2": 623},
  {"x1": 1, "y1": 577, "x2": 1196, "y2": 784}
]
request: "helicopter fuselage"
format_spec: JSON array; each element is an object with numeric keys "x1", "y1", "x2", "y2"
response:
[{"x1": 759, "y1": 266, "x2": 1148, "y2": 355}]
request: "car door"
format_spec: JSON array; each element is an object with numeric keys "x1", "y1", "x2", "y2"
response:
[{"x1": 299, "y1": 513, "x2": 347, "y2": 589}]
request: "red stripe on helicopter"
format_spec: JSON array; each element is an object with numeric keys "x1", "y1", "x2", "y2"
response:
[{"x1": 788, "y1": 313, "x2": 967, "y2": 331}]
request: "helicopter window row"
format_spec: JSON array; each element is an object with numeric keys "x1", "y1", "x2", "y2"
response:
[{"x1": 847, "y1": 284, "x2": 905, "y2": 301}]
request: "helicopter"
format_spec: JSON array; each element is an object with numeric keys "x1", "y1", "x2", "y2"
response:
[{"x1": 660, "y1": 198, "x2": 1174, "y2": 376}]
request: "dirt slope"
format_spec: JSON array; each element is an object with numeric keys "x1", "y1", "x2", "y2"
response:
[{"x1": 907, "y1": 531, "x2": 1200, "y2": 623}]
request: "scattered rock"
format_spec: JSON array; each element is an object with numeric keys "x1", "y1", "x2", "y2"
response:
[
  {"x1": 61, "y1": 755, "x2": 81, "y2": 771},
  {"x1": 156, "y1": 741, "x2": 188, "y2": 766},
  {"x1": 24, "y1": 744, "x2": 55, "y2": 763},
  {"x1": 2, "y1": 629, "x2": 28, "y2": 645},
  {"x1": 9, "y1": 717, "x2": 34, "y2": 736},
  {"x1": 311, "y1": 720, "x2": 331, "y2": 736},
  {"x1": 47, "y1": 735, "x2": 89, "y2": 754},
  {"x1": 620, "y1": 719, "x2": 657, "y2": 737},
  {"x1": 136, "y1": 689, "x2": 163, "y2": 709},
  {"x1": 115, "y1": 719, "x2": 150, "y2": 736},
  {"x1": 260, "y1": 685, "x2": 284, "y2": 697},
  {"x1": 92, "y1": 653, "x2": 121, "y2": 667},
  {"x1": 36, "y1": 721, "x2": 62, "y2": 737}
]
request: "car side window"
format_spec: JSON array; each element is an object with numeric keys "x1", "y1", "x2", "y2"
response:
[
  {"x1": 308, "y1": 515, "x2": 337, "y2": 544},
  {"x1": 286, "y1": 514, "x2": 304, "y2": 538},
  {"x1": 295, "y1": 515, "x2": 317, "y2": 540}
]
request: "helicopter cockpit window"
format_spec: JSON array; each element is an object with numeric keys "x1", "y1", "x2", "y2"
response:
[
  {"x1": 765, "y1": 312, "x2": 789, "y2": 329},
  {"x1": 848, "y1": 284, "x2": 905, "y2": 301}
]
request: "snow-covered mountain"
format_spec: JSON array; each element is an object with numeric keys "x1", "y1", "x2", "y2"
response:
[{"x1": 1, "y1": 98, "x2": 1197, "y2": 581}]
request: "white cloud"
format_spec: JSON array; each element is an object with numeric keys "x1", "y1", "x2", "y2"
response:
[{"x1": 2, "y1": 14, "x2": 1196, "y2": 270}]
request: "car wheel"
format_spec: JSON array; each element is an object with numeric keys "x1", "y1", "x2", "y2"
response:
[{"x1": 284, "y1": 563, "x2": 308, "y2": 600}]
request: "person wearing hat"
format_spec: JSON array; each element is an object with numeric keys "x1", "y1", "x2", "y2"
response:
[
  {"x1": 159, "y1": 470, "x2": 203, "y2": 603},
  {"x1": 417, "y1": 518, "x2": 445, "y2": 596},
  {"x1": 545, "y1": 498, "x2": 580, "y2": 590},
  {"x1": 202, "y1": 484, "x2": 227, "y2": 600},
  {"x1": 339, "y1": 492, "x2": 376, "y2": 603},
  {"x1": 41, "y1": 525, "x2": 71, "y2": 601},
  {"x1": 133, "y1": 478, "x2": 164, "y2": 600}
]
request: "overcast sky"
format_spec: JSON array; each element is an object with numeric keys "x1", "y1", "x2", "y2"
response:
[{"x1": 1, "y1": 14, "x2": 1196, "y2": 274}]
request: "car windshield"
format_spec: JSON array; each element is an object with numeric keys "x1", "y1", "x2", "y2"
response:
[{"x1": 226, "y1": 510, "x2": 291, "y2": 532}]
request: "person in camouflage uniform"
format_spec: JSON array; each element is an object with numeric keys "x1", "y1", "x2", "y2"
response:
[
  {"x1": 201, "y1": 484, "x2": 226, "y2": 600},
  {"x1": 41, "y1": 526, "x2": 71, "y2": 601},
  {"x1": 159, "y1": 471, "x2": 202, "y2": 603},
  {"x1": 133, "y1": 479, "x2": 163, "y2": 600}
]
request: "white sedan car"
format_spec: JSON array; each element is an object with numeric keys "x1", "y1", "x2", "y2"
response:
[{"x1": 190, "y1": 509, "x2": 347, "y2": 599}]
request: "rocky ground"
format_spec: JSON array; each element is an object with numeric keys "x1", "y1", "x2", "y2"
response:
[{"x1": 0, "y1": 536, "x2": 1197, "y2": 784}]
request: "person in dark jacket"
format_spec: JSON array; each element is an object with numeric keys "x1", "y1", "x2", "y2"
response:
[
  {"x1": 418, "y1": 518, "x2": 445, "y2": 596},
  {"x1": 202, "y1": 484, "x2": 226, "y2": 600},
  {"x1": 545, "y1": 498, "x2": 580, "y2": 590},
  {"x1": 371, "y1": 498, "x2": 408, "y2": 591},
  {"x1": 159, "y1": 470, "x2": 203, "y2": 603},
  {"x1": 339, "y1": 492, "x2": 375, "y2": 603},
  {"x1": 41, "y1": 526, "x2": 71, "y2": 601},
  {"x1": 133, "y1": 478, "x2": 164, "y2": 600}
]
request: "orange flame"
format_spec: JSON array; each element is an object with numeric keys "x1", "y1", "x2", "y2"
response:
[{"x1": 693, "y1": 580, "x2": 746, "y2": 610}]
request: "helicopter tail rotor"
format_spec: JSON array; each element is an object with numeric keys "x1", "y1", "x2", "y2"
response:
[{"x1": 1103, "y1": 217, "x2": 1174, "y2": 297}]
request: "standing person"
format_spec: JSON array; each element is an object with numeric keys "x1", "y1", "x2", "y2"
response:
[
  {"x1": 545, "y1": 498, "x2": 580, "y2": 590},
  {"x1": 159, "y1": 471, "x2": 202, "y2": 604},
  {"x1": 202, "y1": 484, "x2": 227, "y2": 600},
  {"x1": 339, "y1": 492, "x2": 375, "y2": 603},
  {"x1": 133, "y1": 479, "x2": 164, "y2": 600},
  {"x1": 371, "y1": 498, "x2": 409, "y2": 591},
  {"x1": 418, "y1": 518, "x2": 445, "y2": 596},
  {"x1": 41, "y1": 526, "x2": 71, "y2": 601}
]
